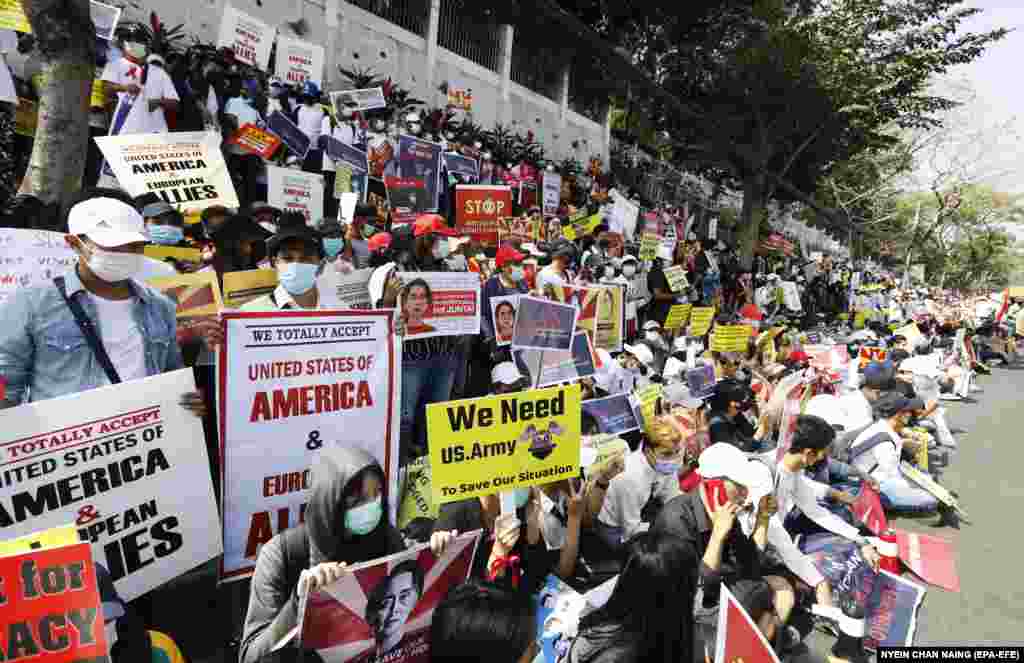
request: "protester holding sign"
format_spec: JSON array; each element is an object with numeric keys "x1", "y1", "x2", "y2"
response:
[
  {"x1": 241, "y1": 217, "x2": 325, "y2": 311},
  {"x1": 481, "y1": 245, "x2": 528, "y2": 351},
  {"x1": 0, "y1": 194, "x2": 204, "y2": 415},
  {"x1": 240, "y1": 445, "x2": 457, "y2": 663}
]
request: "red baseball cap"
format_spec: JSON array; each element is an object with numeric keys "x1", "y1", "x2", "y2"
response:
[
  {"x1": 368, "y1": 232, "x2": 392, "y2": 252},
  {"x1": 740, "y1": 303, "x2": 764, "y2": 321},
  {"x1": 789, "y1": 350, "x2": 810, "y2": 363},
  {"x1": 414, "y1": 214, "x2": 458, "y2": 237},
  {"x1": 495, "y1": 245, "x2": 525, "y2": 268}
]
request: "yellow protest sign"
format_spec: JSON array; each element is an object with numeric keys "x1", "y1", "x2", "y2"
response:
[
  {"x1": 664, "y1": 265, "x2": 688, "y2": 292},
  {"x1": 90, "y1": 78, "x2": 107, "y2": 109},
  {"x1": 427, "y1": 384, "x2": 582, "y2": 504},
  {"x1": 688, "y1": 306, "x2": 715, "y2": 336},
  {"x1": 572, "y1": 212, "x2": 603, "y2": 237},
  {"x1": 583, "y1": 434, "x2": 628, "y2": 478},
  {"x1": 144, "y1": 245, "x2": 202, "y2": 263},
  {"x1": 664, "y1": 303, "x2": 692, "y2": 330},
  {"x1": 397, "y1": 457, "x2": 439, "y2": 529},
  {"x1": 634, "y1": 383, "x2": 663, "y2": 426},
  {"x1": 639, "y1": 232, "x2": 659, "y2": 261},
  {"x1": 147, "y1": 271, "x2": 224, "y2": 318},
  {"x1": 222, "y1": 269, "x2": 277, "y2": 308},
  {"x1": 853, "y1": 310, "x2": 867, "y2": 330},
  {"x1": 756, "y1": 326, "x2": 785, "y2": 349},
  {"x1": 0, "y1": 0, "x2": 31, "y2": 33},
  {"x1": 0, "y1": 524, "x2": 79, "y2": 557},
  {"x1": 711, "y1": 325, "x2": 752, "y2": 353}
]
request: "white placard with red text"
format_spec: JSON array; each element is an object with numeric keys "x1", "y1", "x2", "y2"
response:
[
  {"x1": 217, "y1": 5, "x2": 275, "y2": 69},
  {"x1": 218, "y1": 310, "x2": 401, "y2": 580},
  {"x1": 0, "y1": 369, "x2": 221, "y2": 601},
  {"x1": 268, "y1": 165, "x2": 325, "y2": 226},
  {"x1": 275, "y1": 36, "x2": 325, "y2": 88}
]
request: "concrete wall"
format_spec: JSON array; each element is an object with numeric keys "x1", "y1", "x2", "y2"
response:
[{"x1": 116, "y1": 0, "x2": 608, "y2": 165}]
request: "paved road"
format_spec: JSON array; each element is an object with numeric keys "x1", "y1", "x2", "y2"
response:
[{"x1": 799, "y1": 364, "x2": 1024, "y2": 660}]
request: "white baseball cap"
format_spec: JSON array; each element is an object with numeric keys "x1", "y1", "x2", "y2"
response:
[
  {"x1": 698, "y1": 443, "x2": 761, "y2": 488},
  {"x1": 67, "y1": 198, "x2": 148, "y2": 247},
  {"x1": 491, "y1": 362, "x2": 523, "y2": 386}
]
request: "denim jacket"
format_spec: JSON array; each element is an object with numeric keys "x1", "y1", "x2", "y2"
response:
[{"x1": 0, "y1": 267, "x2": 183, "y2": 406}]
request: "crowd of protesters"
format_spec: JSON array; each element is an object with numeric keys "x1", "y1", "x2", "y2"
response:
[{"x1": 1, "y1": 17, "x2": 1024, "y2": 663}]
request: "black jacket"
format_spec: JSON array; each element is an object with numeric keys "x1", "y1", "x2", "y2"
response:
[
  {"x1": 649, "y1": 492, "x2": 762, "y2": 607},
  {"x1": 239, "y1": 447, "x2": 405, "y2": 663}
]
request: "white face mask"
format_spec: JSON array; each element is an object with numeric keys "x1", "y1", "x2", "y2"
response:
[
  {"x1": 622, "y1": 264, "x2": 636, "y2": 277},
  {"x1": 432, "y1": 240, "x2": 451, "y2": 260},
  {"x1": 408, "y1": 123, "x2": 421, "y2": 134},
  {"x1": 82, "y1": 243, "x2": 143, "y2": 283}
]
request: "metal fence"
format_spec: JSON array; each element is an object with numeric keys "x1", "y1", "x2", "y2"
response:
[
  {"x1": 347, "y1": 0, "x2": 429, "y2": 37},
  {"x1": 437, "y1": 0, "x2": 502, "y2": 72}
]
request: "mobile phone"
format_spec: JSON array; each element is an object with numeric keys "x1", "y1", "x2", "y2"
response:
[{"x1": 702, "y1": 478, "x2": 729, "y2": 510}]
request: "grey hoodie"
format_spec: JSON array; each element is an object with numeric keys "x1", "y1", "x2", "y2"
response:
[{"x1": 239, "y1": 446, "x2": 405, "y2": 663}]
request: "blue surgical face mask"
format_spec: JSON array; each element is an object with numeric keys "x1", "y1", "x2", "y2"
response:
[
  {"x1": 514, "y1": 487, "x2": 531, "y2": 509},
  {"x1": 344, "y1": 496, "x2": 383, "y2": 536},
  {"x1": 323, "y1": 238, "x2": 344, "y2": 259},
  {"x1": 277, "y1": 261, "x2": 319, "y2": 295},
  {"x1": 654, "y1": 459, "x2": 681, "y2": 476},
  {"x1": 147, "y1": 224, "x2": 184, "y2": 246}
]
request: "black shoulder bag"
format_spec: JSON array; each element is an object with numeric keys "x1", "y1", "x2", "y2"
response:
[{"x1": 54, "y1": 276, "x2": 121, "y2": 385}]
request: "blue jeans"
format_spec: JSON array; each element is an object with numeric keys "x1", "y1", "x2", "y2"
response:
[
  {"x1": 878, "y1": 476, "x2": 938, "y2": 513},
  {"x1": 402, "y1": 356, "x2": 458, "y2": 460}
]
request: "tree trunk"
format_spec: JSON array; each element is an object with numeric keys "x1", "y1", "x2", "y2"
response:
[
  {"x1": 738, "y1": 171, "x2": 766, "y2": 270},
  {"x1": 18, "y1": 0, "x2": 95, "y2": 229}
]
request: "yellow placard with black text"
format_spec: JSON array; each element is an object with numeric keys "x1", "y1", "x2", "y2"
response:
[
  {"x1": 0, "y1": 524, "x2": 79, "y2": 557},
  {"x1": 688, "y1": 306, "x2": 715, "y2": 336},
  {"x1": 665, "y1": 304, "x2": 692, "y2": 330},
  {"x1": 427, "y1": 384, "x2": 582, "y2": 504},
  {"x1": 222, "y1": 269, "x2": 277, "y2": 309},
  {"x1": 145, "y1": 245, "x2": 202, "y2": 264},
  {"x1": 711, "y1": 325, "x2": 752, "y2": 353}
]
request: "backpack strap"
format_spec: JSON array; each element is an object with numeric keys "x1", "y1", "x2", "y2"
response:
[
  {"x1": 847, "y1": 431, "x2": 897, "y2": 475},
  {"x1": 54, "y1": 277, "x2": 121, "y2": 385}
]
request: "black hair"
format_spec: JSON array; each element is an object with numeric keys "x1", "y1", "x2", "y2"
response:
[
  {"x1": 707, "y1": 378, "x2": 750, "y2": 414},
  {"x1": 731, "y1": 579, "x2": 776, "y2": 627},
  {"x1": 365, "y1": 558, "x2": 425, "y2": 625},
  {"x1": 404, "y1": 278, "x2": 433, "y2": 304},
  {"x1": 132, "y1": 192, "x2": 162, "y2": 211},
  {"x1": 789, "y1": 414, "x2": 837, "y2": 453},
  {"x1": 576, "y1": 532, "x2": 697, "y2": 663},
  {"x1": 429, "y1": 580, "x2": 536, "y2": 663}
]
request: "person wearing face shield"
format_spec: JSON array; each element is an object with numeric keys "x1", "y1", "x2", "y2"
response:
[
  {"x1": 650, "y1": 443, "x2": 793, "y2": 654},
  {"x1": 0, "y1": 194, "x2": 206, "y2": 418}
]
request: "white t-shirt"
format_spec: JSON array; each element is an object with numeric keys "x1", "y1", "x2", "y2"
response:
[
  {"x1": 837, "y1": 389, "x2": 874, "y2": 431},
  {"x1": 296, "y1": 104, "x2": 324, "y2": 143},
  {"x1": 224, "y1": 96, "x2": 262, "y2": 127},
  {"x1": 90, "y1": 294, "x2": 147, "y2": 383},
  {"x1": 102, "y1": 59, "x2": 179, "y2": 134},
  {"x1": 320, "y1": 118, "x2": 362, "y2": 171}
]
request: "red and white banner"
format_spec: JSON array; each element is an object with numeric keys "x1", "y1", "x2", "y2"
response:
[
  {"x1": 275, "y1": 36, "x2": 325, "y2": 88},
  {"x1": 895, "y1": 530, "x2": 960, "y2": 593},
  {"x1": 218, "y1": 310, "x2": 401, "y2": 579},
  {"x1": 852, "y1": 483, "x2": 888, "y2": 536},
  {"x1": 268, "y1": 165, "x2": 324, "y2": 225},
  {"x1": 455, "y1": 185, "x2": 512, "y2": 247},
  {"x1": 396, "y1": 272, "x2": 480, "y2": 341},
  {"x1": 297, "y1": 531, "x2": 481, "y2": 662},
  {"x1": 858, "y1": 346, "x2": 888, "y2": 369},
  {"x1": 217, "y1": 4, "x2": 274, "y2": 69},
  {"x1": 715, "y1": 583, "x2": 782, "y2": 663}
]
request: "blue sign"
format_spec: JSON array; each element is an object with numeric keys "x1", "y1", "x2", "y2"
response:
[
  {"x1": 397, "y1": 135, "x2": 443, "y2": 212},
  {"x1": 267, "y1": 111, "x2": 311, "y2": 160},
  {"x1": 327, "y1": 137, "x2": 369, "y2": 173},
  {"x1": 443, "y1": 152, "x2": 479, "y2": 181}
]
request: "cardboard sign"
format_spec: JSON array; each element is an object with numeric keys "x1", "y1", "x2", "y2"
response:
[
  {"x1": 895, "y1": 529, "x2": 960, "y2": 593},
  {"x1": 858, "y1": 346, "x2": 888, "y2": 369},
  {"x1": 455, "y1": 185, "x2": 513, "y2": 246},
  {"x1": 267, "y1": 165, "x2": 324, "y2": 225},
  {"x1": 851, "y1": 483, "x2": 888, "y2": 536},
  {"x1": 147, "y1": 271, "x2": 224, "y2": 318},
  {"x1": 330, "y1": 87, "x2": 387, "y2": 113},
  {"x1": 0, "y1": 370, "x2": 222, "y2": 601},
  {"x1": 218, "y1": 310, "x2": 401, "y2": 579},
  {"x1": 427, "y1": 384, "x2": 582, "y2": 504},
  {"x1": 222, "y1": 269, "x2": 277, "y2": 309},
  {"x1": 511, "y1": 295, "x2": 579, "y2": 352},
  {"x1": 267, "y1": 111, "x2": 312, "y2": 160},
  {"x1": 664, "y1": 304, "x2": 692, "y2": 330},
  {"x1": 144, "y1": 245, "x2": 202, "y2": 264},
  {"x1": 94, "y1": 131, "x2": 239, "y2": 211},
  {"x1": 317, "y1": 267, "x2": 373, "y2": 310},
  {"x1": 664, "y1": 265, "x2": 688, "y2": 292},
  {"x1": 397, "y1": 457, "x2": 438, "y2": 529},
  {"x1": 0, "y1": 543, "x2": 109, "y2": 663},
  {"x1": 275, "y1": 36, "x2": 325, "y2": 87},
  {"x1": 217, "y1": 4, "x2": 274, "y2": 69},
  {"x1": 688, "y1": 306, "x2": 715, "y2": 336},
  {"x1": 714, "y1": 583, "x2": 782, "y2": 663},
  {"x1": 711, "y1": 325, "x2": 752, "y2": 353},
  {"x1": 230, "y1": 123, "x2": 282, "y2": 159},
  {"x1": 581, "y1": 394, "x2": 640, "y2": 436},
  {"x1": 550, "y1": 284, "x2": 625, "y2": 353},
  {"x1": 296, "y1": 532, "x2": 480, "y2": 660},
  {"x1": 397, "y1": 271, "x2": 480, "y2": 340}
]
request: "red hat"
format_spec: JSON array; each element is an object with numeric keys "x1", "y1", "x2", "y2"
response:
[
  {"x1": 414, "y1": 214, "x2": 458, "y2": 237},
  {"x1": 789, "y1": 350, "x2": 810, "y2": 363},
  {"x1": 368, "y1": 232, "x2": 392, "y2": 252},
  {"x1": 495, "y1": 245, "x2": 525, "y2": 268},
  {"x1": 740, "y1": 303, "x2": 764, "y2": 321}
]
